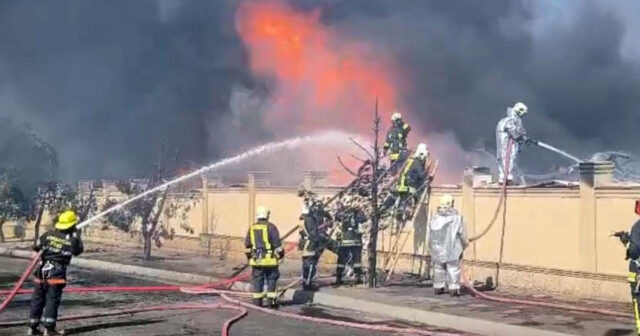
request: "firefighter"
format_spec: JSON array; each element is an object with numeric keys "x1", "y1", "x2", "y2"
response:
[
  {"x1": 384, "y1": 112, "x2": 412, "y2": 175},
  {"x1": 298, "y1": 198, "x2": 332, "y2": 291},
  {"x1": 428, "y1": 194, "x2": 468, "y2": 296},
  {"x1": 394, "y1": 143, "x2": 429, "y2": 219},
  {"x1": 335, "y1": 196, "x2": 367, "y2": 286},
  {"x1": 613, "y1": 200, "x2": 640, "y2": 335},
  {"x1": 245, "y1": 206, "x2": 284, "y2": 308},
  {"x1": 495, "y1": 102, "x2": 538, "y2": 185},
  {"x1": 28, "y1": 210, "x2": 84, "y2": 336}
]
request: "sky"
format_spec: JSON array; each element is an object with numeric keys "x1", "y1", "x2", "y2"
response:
[{"x1": 0, "y1": 0, "x2": 638, "y2": 186}]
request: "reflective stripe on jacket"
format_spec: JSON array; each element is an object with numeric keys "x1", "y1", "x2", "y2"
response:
[{"x1": 245, "y1": 220, "x2": 283, "y2": 267}]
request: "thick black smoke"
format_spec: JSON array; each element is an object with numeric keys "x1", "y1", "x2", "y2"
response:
[
  {"x1": 298, "y1": 0, "x2": 640, "y2": 172},
  {"x1": 0, "y1": 0, "x2": 256, "y2": 181},
  {"x1": 0, "y1": 0, "x2": 638, "y2": 184}
]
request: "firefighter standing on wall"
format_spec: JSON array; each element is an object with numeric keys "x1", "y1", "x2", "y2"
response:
[
  {"x1": 613, "y1": 200, "x2": 640, "y2": 335},
  {"x1": 245, "y1": 206, "x2": 284, "y2": 308},
  {"x1": 28, "y1": 210, "x2": 84, "y2": 336},
  {"x1": 298, "y1": 198, "x2": 332, "y2": 291},
  {"x1": 334, "y1": 196, "x2": 367, "y2": 286},
  {"x1": 384, "y1": 112, "x2": 411, "y2": 175}
]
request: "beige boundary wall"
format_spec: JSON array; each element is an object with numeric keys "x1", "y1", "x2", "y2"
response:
[{"x1": 6, "y1": 165, "x2": 637, "y2": 302}]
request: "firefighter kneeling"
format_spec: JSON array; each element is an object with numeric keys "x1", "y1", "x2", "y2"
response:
[
  {"x1": 28, "y1": 210, "x2": 84, "y2": 336},
  {"x1": 245, "y1": 206, "x2": 284, "y2": 308}
]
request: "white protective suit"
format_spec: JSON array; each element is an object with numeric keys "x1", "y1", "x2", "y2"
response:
[
  {"x1": 428, "y1": 207, "x2": 468, "y2": 290},
  {"x1": 495, "y1": 107, "x2": 527, "y2": 183}
]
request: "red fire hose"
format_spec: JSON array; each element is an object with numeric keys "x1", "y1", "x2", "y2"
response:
[
  {"x1": 461, "y1": 274, "x2": 632, "y2": 319},
  {"x1": 0, "y1": 251, "x2": 41, "y2": 314}
]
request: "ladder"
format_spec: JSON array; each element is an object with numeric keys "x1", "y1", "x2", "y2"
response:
[{"x1": 381, "y1": 186, "x2": 432, "y2": 283}]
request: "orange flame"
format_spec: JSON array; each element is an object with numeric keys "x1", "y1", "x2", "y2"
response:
[{"x1": 236, "y1": 1, "x2": 399, "y2": 135}]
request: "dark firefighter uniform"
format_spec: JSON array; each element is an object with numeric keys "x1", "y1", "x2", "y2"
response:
[
  {"x1": 624, "y1": 217, "x2": 640, "y2": 334},
  {"x1": 335, "y1": 206, "x2": 367, "y2": 285},
  {"x1": 245, "y1": 207, "x2": 284, "y2": 307},
  {"x1": 396, "y1": 156, "x2": 427, "y2": 196},
  {"x1": 384, "y1": 118, "x2": 411, "y2": 174},
  {"x1": 299, "y1": 201, "x2": 332, "y2": 290},
  {"x1": 29, "y1": 210, "x2": 83, "y2": 336}
]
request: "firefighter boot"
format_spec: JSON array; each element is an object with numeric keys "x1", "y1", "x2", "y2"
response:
[
  {"x1": 43, "y1": 328, "x2": 65, "y2": 336},
  {"x1": 27, "y1": 326, "x2": 42, "y2": 335},
  {"x1": 450, "y1": 289, "x2": 461, "y2": 297},
  {"x1": 268, "y1": 298, "x2": 279, "y2": 309},
  {"x1": 434, "y1": 288, "x2": 445, "y2": 295}
]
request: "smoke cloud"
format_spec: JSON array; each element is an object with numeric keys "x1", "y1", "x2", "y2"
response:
[{"x1": 0, "y1": 0, "x2": 638, "y2": 186}]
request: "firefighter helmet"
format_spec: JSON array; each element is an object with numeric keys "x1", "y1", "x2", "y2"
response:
[
  {"x1": 55, "y1": 210, "x2": 78, "y2": 230},
  {"x1": 414, "y1": 143, "x2": 429, "y2": 159},
  {"x1": 439, "y1": 194, "x2": 454, "y2": 209},
  {"x1": 256, "y1": 206, "x2": 270, "y2": 220},
  {"x1": 513, "y1": 102, "x2": 528, "y2": 117},
  {"x1": 391, "y1": 112, "x2": 402, "y2": 121}
]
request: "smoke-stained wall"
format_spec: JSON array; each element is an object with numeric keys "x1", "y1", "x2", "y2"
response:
[{"x1": 0, "y1": 0, "x2": 638, "y2": 184}]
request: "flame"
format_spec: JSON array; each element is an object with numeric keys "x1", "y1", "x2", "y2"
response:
[{"x1": 235, "y1": 1, "x2": 399, "y2": 135}]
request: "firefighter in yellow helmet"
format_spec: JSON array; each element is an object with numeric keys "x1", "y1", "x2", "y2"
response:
[
  {"x1": 29, "y1": 210, "x2": 84, "y2": 336},
  {"x1": 245, "y1": 206, "x2": 284, "y2": 307},
  {"x1": 384, "y1": 112, "x2": 412, "y2": 175},
  {"x1": 428, "y1": 195, "x2": 468, "y2": 297}
]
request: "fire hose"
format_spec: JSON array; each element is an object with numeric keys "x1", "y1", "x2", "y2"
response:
[
  {"x1": 0, "y1": 303, "x2": 249, "y2": 336},
  {"x1": 0, "y1": 231, "x2": 466, "y2": 336}
]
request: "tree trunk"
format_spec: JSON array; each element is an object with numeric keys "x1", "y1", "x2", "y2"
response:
[
  {"x1": 143, "y1": 235, "x2": 152, "y2": 260},
  {"x1": 33, "y1": 205, "x2": 45, "y2": 243},
  {"x1": 368, "y1": 98, "x2": 381, "y2": 288}
]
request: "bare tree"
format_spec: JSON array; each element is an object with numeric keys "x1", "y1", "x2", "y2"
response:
[
  {"x1": 30, "y1": 181, "x2": 100, "y2": 242},
  {"x1": 101, "y1": 147, "x2": 194, "y2": 260},
  {"x1": 0, "y1": 172, "x2": 25, "y2": 243},
  {"x1": 367, "y1": 98, "x2": 382, "y2": 288}
]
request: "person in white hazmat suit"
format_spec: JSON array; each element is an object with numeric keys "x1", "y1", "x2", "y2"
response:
[
  {"x1": 495, "y1": 102, "x2": 537, "y2": 184},
  {"x1": 428, "y1": 194, "x2": 469, "y2": 296}
]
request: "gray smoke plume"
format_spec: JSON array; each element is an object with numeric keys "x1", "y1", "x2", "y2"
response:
[{"x1": 0, "y1": 0, "x2": 638, "y2": 185}]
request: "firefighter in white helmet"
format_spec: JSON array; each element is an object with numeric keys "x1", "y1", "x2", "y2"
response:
[
  {"x1": 384, "y1": 111, "x2": 412, "y2": 175},
  {"x1": 392, "y1": 143, "x2": 430, "y2": 220},
  {"x1": 428, "y1": 194, "x2": 468, "y2": 296},
  {"x1": 495, "y1": 102, "x2": 538, "y2": 184},
  {"x1": 245, "y1": 206, "x2": 284, "y2": 307}
]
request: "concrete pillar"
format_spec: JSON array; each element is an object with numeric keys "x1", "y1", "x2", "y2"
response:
[
  {"x1": 248, "y1": 174, "x2": 256, "y2": 227},
  {"x1": 462, "y1": 168, "x2": 478, "y2": 260},
  {"x1": 578, "y1": 161, "x2": 614, "y2": 272},
  {"x1": 201, "y1": 174, "x2": 209, "y2": 235}
]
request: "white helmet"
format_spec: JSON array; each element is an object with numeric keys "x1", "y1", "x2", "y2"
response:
[
  {"x1": 301, "y1": 202, "x2": 310, "y2": 215},
  {"x1": 512, "y1": 102, "x2": 528, "y2": 117},
  {"x1": 414, "y1": 143, "x2": 429, "y2": 159},
  {"x1": 391, "y1": 112, "x2": 402, "y2": 121},
  {"x1": 256, "y1": 206, "x2": 270, "y2": 220}
]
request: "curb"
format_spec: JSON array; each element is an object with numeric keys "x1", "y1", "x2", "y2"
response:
[
  {"x1": 0, "y1": 247, "x2": 574, "y2": 336},
  {"x1": 0, "y1": 247, "x2": 251, "y2": 292}
]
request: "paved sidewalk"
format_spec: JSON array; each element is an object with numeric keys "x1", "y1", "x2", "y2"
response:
[{"x1": 298, "y1": 283, "x2": 634, "y2": 336}]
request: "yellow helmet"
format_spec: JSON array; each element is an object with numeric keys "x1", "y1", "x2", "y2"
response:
[
  {"x1": 55, "y1": 210, "x2": 78, "y2": 230},
  {"x1": 256, "y1": 206, "x2": 270, "y2": 220},
  {"x1": 439, "y1": 194, "x2": 454, "y2": 209}
]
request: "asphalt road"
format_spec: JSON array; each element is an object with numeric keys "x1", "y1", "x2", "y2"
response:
[{"x1": 0, "y1": 256, "x2": 455, "y2": 336}]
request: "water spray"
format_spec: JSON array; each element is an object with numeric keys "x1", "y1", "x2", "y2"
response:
[
  {"x1": 536, "y1": 141, "x2": 583, "y2": 164},
  {"x1": 77, "y1": 131, "x2": 356, "y2": 229}
]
